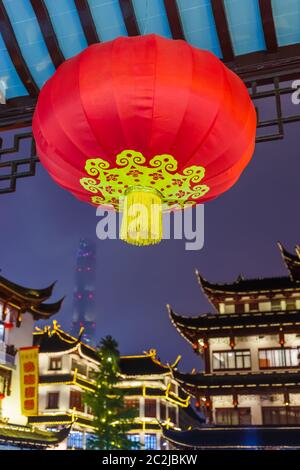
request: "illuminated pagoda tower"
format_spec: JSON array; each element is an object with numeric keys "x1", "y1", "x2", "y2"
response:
[
  {"x1": 71, "y1": 239, "x2": 96, "y2": 345},
  {"x1": 168, "y1": 242, "x2": 300, "y2": 441}
]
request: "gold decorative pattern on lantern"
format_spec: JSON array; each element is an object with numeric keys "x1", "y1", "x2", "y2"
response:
[{"x1": 80, "y1": 150, "x2": 210, "y2": 211}]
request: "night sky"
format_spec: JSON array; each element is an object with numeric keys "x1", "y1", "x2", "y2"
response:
[{"x1": 0, "y1": 119, "x2": 299, "y2": 372}]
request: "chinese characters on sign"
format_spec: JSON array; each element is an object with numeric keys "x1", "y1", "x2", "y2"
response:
[{"x1": 19, "y1": 346, "x2": 39, "y2": 416}]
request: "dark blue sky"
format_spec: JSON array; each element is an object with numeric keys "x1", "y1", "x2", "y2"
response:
[{"x1": 0, "y1": 121, "x2": 299, "y2": 371}]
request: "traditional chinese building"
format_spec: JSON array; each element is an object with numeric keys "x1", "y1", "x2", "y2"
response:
[
  {"x1": 162, "y1": 425, "x2": 300, "y2": 450},
  {"x1": 169, "y1": 243, "x2": 300, "y2": 428},
  {"x1": 31, "y1": 321, "x2": 192, "y2": 450},
  {"x1": 0, "y1": 273, "x2": 67, "y2": 448}
]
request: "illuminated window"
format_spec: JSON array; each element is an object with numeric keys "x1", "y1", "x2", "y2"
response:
[
  {"x1": 286, "y1": 298, "x2": 296, "y2": 310},
  {"x1": 216, "y1": 408, "x2": 251, "y2": 425},
  {"x1": 235, "y1": 303, "x2": 245, "y2": 314},
  {"x1": 224, "y1": 304, "x2": 234, "y2": 314},
  {"x1": 46, "y1": 392, "x2": 59, "y2": 409},
  {"x1": 49, "y1": 357, "x2": 62, "y2": 371},
  {"x1": 249, "y1": 302, "x2": 259, "y2": 312},
  {"x1": 0, "y1": 375, "x2": 6, "y2": 395},
  {"x1": 271, "y1": 299, "x2": 282, "y2": 311},
  {"x1": 144, "y1": 434, "x2": 157, "y2": 450},
  {"x1": 127, "y1": 434, "x2": 140, "y2": 449},
  {"x1": 160, "y1": 402, "x2": 166, "y2": 421},
  {"x1": 67, "y1": 431, "x2": 84, "y2": 449},
  {"x1": 125, "y1": 399, "x2": 139, "y2": 413},
  {"x1": 144, "y1": 399, "x2": 157, "y2": 418},
  {"x1": 212, "y1": 350, "x2": 251, "y2": 370},
  {"x1": 259, "y1": 348, "x2": 299, "y2": 369},
  {"x1": 71, "y1": 359, "x2": 87, "y2": 376},
  {"x1": 70, "y1": 390, "x2": 83, "y2": 411},
  {"x1": 87, "y1": 368, "x2": 97, "y2": 380},
  {"x1": 262, "y1": 407, "x2": 300, "y2": 425},
  {"x1": 168, "y1": 406, "x2": 177, "y2": 424}
]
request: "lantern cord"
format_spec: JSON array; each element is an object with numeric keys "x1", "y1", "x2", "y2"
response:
[{"x1": 120, "y1": 187, "x2": 163, "y2": 246}]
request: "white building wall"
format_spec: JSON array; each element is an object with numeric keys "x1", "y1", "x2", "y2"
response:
[{"x1": 6, "y1": 313, "x2": 34, "y2": 349}]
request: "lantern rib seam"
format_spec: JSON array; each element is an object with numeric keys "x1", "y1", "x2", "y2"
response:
[
  {"x1": 166, "y1": 42, "x2": 194, "y2": 168},
  {"x1": 177, "y1": 52, "x2": 226, "y2": 172},
  {"x1": 203, "y1": 69, "x2": 256, "y2": 179},
  {"x1": 148, "y1": 35, "x2": 158, "y2": 156},
  {"x1": 77, "y1": 47, "x2": 111, "y2": 159},
  {"x1": 110, "y1": 38, "x2": 133, "y2": 152},
  {"x1": 204, "y1": 106, "x2": 256, "y2": 183}
]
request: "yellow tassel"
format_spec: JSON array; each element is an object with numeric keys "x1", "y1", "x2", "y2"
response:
[{"x1": 120, "y1": 186, "x2": 163, "y2": 246}]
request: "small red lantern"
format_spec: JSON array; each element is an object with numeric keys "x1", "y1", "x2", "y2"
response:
[
  {"x1": 3, "y1": 322, "x2": 13, "y2": 329},
  {"x1": 33, "y1": 35, "x2": 256, "y2": 246},
  {"x1": 229, "y1": 335, "x2": 235, "y2": 349},
  {"x1": 279, "y1": 329, "x2": 285, "y2": 346},
  {"x1": 205, "y1": 398, "x2": 212, "y2": 409}
]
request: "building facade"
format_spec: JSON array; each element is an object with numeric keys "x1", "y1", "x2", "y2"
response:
[
  {"x1": 31, "y1": 322, "x2": 189, "y2": 450},
  {"x1": 169, "y1": 243, "x2": 300, "y2": 427},
  {"x1": 0, "y1": 273, "x2": 67, "y2": 448}
]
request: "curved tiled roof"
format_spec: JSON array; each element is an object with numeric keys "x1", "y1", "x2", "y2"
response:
[
  {"x1": 278, "y1": 242, "x2": 300, "y2": 281},
  {"x1": 119, "y1": 353, "x2": 170, "y2": 377},
  {"x1": 195, "y1": 242, "x2": 300, "y2": 297},
  {"x1": 169, "y1": 307, "x2": 300, "y2": 341},
  {"x1": 0, "y1": 275, "x2": 56, "y2": 302},
  {"x1": 163, "y1": 426, "x2": 300, "y2": 450},
  {"x1": 173, "y1": 369, "x2": 300, "y2": 396},
  {"x1": 34, "y1": 323, "x2": 174, "y2": 376},
  {"x1": 197, "y1": 272, "x2": 299, "y2": 295},
  {"x1": 0, "y1": 422, "x2": 70, "y2": 449},
  {"x1": 29, "y1": 297, "x2": 65, "y2": 320}
]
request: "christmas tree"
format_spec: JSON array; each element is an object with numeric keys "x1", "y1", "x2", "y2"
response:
[{"x1": 84, "y1": 335, "x2": 139, "y2": 450}]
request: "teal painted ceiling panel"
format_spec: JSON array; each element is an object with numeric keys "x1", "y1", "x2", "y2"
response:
[
  {"x1": 132, "y1": 0, "x2": 172, "y2": 37},
  {"x1": 177, "y1": 0, "x2": 222, "y2": 57},
  {"x1": 224, "y1": 0, "x2": 266, "y2": 55},
  {"x1": 88, "y1": 0, "x2": 128, "y2": 41},
  {"x1": 44, "y1": 0, "x2": 88, "y2": 58},
  {"x1": 0, "y1": 33, "x2": 28, "y2": 98},
  {"x1": 272, "y1": 0, "x2": 300, "y2": 46},
  {"x1": 3, "y1": 0, "x2": 55, "y2": 88}
]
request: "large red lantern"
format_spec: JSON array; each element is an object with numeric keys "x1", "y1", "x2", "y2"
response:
[{"x1": 33, "y1": 35, "x2": 256, "y2": 246}]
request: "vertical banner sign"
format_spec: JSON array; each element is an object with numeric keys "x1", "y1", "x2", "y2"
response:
[{"x1": 19, "y1": 346, "x2": 39, "y2": 416}]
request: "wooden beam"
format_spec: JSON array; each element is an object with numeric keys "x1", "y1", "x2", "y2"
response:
[
  {"x1": 74, "y1": 0, "x2": 99, "y2": 45},
  {"x1": 119, "y1": 0, "x2": 140, "y2": 36},
  {"x1": 259, "y1": 0, "x2": 278, "y2": 53},
  {"x1": 163, "y1": 0, "x2": 185, "y2": 40},
  {"x1": 211, "y1": 0, "x2": 235, "y2": 62},
  {"x1": 0, "y1": 1, "x2": 39, "y2": 96},
  {"x1": 30, "y1": 0, "x2": 65, "y2": 68}
]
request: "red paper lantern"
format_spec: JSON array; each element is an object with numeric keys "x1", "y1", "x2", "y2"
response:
[{"x1": 33, "y1": 35, "x2": 256, "y2": 246}]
